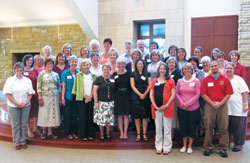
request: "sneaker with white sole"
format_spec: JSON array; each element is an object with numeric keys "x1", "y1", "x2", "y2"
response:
[
  {"x1": 180, "y1": 147, "x2": 186, "y2": 153},
  {"x1": 187, "y1": 148, "x2": 193, "y2": 154}
]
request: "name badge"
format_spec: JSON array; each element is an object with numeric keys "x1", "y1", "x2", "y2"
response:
[
  {"x1": 208, "y1": 82, "x2": 214, "y2": 87},
  {"x1": 147, "y1": 59, "x2": 151, "y2": 63},
  {"x1": 189, "y1": 82, "x2": 195, "y2": 87},
  {"x1": 155, "y1": 82, "x2": 160, "y2": 86},
  {"x1": 114, "y1": 75, "x2": 119, "y2": 79},
  {"x1": 110, "y1": 79, "x2": 115, "y2": 83},
  {"x1": 170, "y1": 75, "x2": 174, "y2": 78},
  {"x1": 141, "y1": 76, "x2": 146, "y2": 81},
  {"x1": 24, "y1": 72, "x2": 29, "y2": 76},
  {"x1": 67, "y1": 76, "x2": 72, "y2": 79},
  {"x1": 220, "y1": 81, "x2": 224, "y2": 85}
]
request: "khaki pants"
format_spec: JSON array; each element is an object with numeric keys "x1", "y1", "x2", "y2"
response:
[{"x1": 203, "y1": 103, "x2": 229, "y2": 151}]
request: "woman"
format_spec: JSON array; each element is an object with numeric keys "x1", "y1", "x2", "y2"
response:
[
  {"x1": 193, "y1": 46, "x2": 203, "y2": 63},
  {"x1": 77, "y1": 45, "x2": 89, "y2": 70},
  {"x1": 61, "y1": 55, "x2": 79, "y2": 140},
  {"x1": 109, "y1": 48, "x2": 119, "y2": 75},
  {"x1": 93, "y1": 64, "x2": 115, "y2": 141},
  {"x1": 99, "y1": 38, "x2": 112, "y2": 65},
  {"x1": 188, "y1": 56, "x2": 204, "y2": 80},
  {"x1": 147, "y1": 49, "x2": 162, "y2": 81},
  {"x1": 3, "y1": 62, "x2": 35, "y2": 149},
  {"x1": 89, "y1": 53, "x2": 102, "y2": 77},
  {"x1": 166, "y1": 57, "x2": 183, "y2": 138},
  {"x1": 113, "y1": 57, "x2": 131, "y2": 141},
  {"x1": 62, "y1": 43, "x2": 73, "y2": 62},
  {"x1": 42, "y1": 45, "x2": 55, "y2": 61},
  {"x1": 149, "y1": 63, "x2": 175, "y2": 155},
  {"x1": 72, "y1": 59, "x2": 96, "y2": 141},
  {"x1": 37, "y1": 58, "x2": 61, "y2": 140},
  {"x1": 164, "y1": 45, "x2": 178, "y2": 62},
  {"x1": 89, "y1": 39, "x2": 100, "y2": 55},
  {"x1": 176, "y1": 47, "x2": 188, "y2": 71},
  {"x1": 176, "y1": 63, "x2": 201, "y2": 154},
  {"x1": 229, "y1": 50, "x2": 247, "y2": 81},
  {"x1": 53, "y1": 52, "x2": 70, "y2": 78},
  {"x1": 211, "y1": 48, "x2": 220, "y2": 60},
  {"x1": 225, "y1": 62, "x2": 249, "y2": 152},
  {"x1": 218, "y1": 51, "x2": 227, "y2": 76},
  {"x1": 22, "y1": 54, "x2": 40, "y2": 138},
  {"x1": 125, "y1": 48, "x2": 142, "y2": 72},
  {"x1": 201, "y1": 56, "x2": 211, "y2": 77},
  {"x1": 33, "y1": 55, "x2": 45, "y2": 74},
  {"x1": 130, "y1": 59, "x2": 151, "y2": 142}
]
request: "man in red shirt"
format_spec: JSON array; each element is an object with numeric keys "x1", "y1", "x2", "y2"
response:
[{"x1": 201, "y1": 60, "x2": 233, "y2": 158}]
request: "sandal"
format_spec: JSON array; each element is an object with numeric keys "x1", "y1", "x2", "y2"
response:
[
  {"x1": 81, "y1": 138, "x2": 88, "y2": 141},
  {"x1": 100, "y1": 135, "x2": 105, "y2": 142},
  {"x1": 66, "y1": 135, "x2": 74, "y2": 140},
  {"x1": 106, "y1": 135, "x2": 111, "y2": 141},
  {"x1": 40, "y1": 133, "x2": 47, "y2": 140},
  {"x1": 143, "y1": 134, "x2": 149, "y2": 142},
  {"x1": 47, "y1": 134, "x2": 58, "y2": 140},
  {"x1": 72, "y1": 134, "x2": 79, "y2": 140},
  {"x1": 136, "y1": 134, "x2": 141, "y2": 142},
  {"x1": 88, "y1": 137, "x2": 94, "y2": 141}
]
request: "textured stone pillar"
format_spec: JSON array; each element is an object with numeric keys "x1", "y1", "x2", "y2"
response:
[{"x1": 239, "y1": 0, "x2": 250, "y2": 66}]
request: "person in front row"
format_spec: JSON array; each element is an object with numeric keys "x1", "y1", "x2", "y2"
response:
[
  {"x1": 93, "y1": 64, "x2": 115, "y2": 141},
  {"x1": 150, "y1": 63, "x2": 175, "y2": 155},
  {"x1": 201, "y1": 60, "x2": 233, "y2": 158}
]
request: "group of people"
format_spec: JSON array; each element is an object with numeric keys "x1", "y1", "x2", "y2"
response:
[{"x1": 3, "y1": 38, "x2": 249, "y2": 158}]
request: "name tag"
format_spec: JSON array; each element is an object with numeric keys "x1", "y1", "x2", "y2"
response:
[
  {"x1": 147, "y1": 59, "x2": 151, "y2": 63},
  {"x1": 170, "y1": 75, "x2": 174, "y2": 78},
  {"x1": 208, "y1": 82, "x2": 214, "y2": 87},
  {"x1": 110, "y1": 79, "x2": 115, "y2": 83},
  {"x1": 114, "y1": 75, "x2": 119, "y2": 79},
  {"x1": 67, "y1": 76, "x2": 72, "y2": 79},
  {"x1": 189, "y1": 82, "x2": 195, "y2": 87},
  {"x1": 24, "y1": 72, "x2": 29, "y2": 76},
  {"x1": 155, "y1": 82, "x2": 160, "y2": 86},
  {"x1": 141, "y1": 76, "x2": 146, "y2": 81}
]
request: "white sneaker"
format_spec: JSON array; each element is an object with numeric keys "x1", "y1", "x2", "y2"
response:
[
  {"x1": 180, "y1": 147, "x2": 186, "y2": 153},
  {"x1": 187, "y1": 148, "x2": 193, "y2": 154}
]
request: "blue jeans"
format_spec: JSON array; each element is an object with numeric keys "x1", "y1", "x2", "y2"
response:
[{"x1": 8, "y1": 105, "x2": 31, "y2": 145}]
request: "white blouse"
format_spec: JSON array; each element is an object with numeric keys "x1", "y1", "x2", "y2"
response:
[
  {"x1": 83, "y1": 74, "x2": 93, "y2": 96},
  {"x1": 3, "y1": 75, "x2": 35, "y2": 107}
]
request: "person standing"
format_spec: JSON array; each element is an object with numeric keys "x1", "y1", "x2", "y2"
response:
[{"x1": 201, "y1": 60, "x2": 233, "y2": 158}]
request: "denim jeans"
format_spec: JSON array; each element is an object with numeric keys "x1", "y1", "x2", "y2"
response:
[{"x1": 8, "y1": 105, "x2": 31, "y2": 145}]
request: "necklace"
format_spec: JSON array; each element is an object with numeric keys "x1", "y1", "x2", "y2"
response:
[{"x1": 103, "y1": 77, "x2": 111, "y2": 99}]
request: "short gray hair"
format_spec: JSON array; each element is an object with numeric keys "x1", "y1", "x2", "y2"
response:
[
  {"x1": 125, "y1": 40, "x2": 133, "y2": 46},
  {"x1": 225, "y1": 62, "x2": 235, "y2": 69},
  {"x1": 108, "y1": 48, "x2": 119, "y2": 58},
  {"x1": 116, "y1": 56, "x2": 127, "y2": 64},
  {"x1": 62, "y1": 43, "x2": 72, "y2": 51},
  {"x1": 201, "y1": 56, "x2": 211, "y2": 64},
  {"x1": 42, "y1": 45, "x2": 52, "y2": 54},
  {"x1": 89, "y1": 39, "x2": 100, "y2": 51},
  {"x1": 69, "y1": 55, "x2": 78, "y2": 63},
  {"x1": 80, "y1": 58, "x2": 92, "y2": 71},
  {"x1": 181, "y1": 62, "x2": 194, "y2": 75},
  {"x1": 167, "y1": 56, "x2": 177, "y2": 68}
]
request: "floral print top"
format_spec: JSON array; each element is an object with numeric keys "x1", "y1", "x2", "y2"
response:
[{"x1": 37, "y1": 70, "x2": 61, "y2": 96}]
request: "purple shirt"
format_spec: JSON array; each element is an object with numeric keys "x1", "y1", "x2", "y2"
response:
[
  {"x1": 53, "y1": 64, "x2": 70, "y2": 78},
  {"x1": 176, "y1": 77, "x2": 201, "y2": 111}
]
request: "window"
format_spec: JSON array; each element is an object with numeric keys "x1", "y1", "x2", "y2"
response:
[{"x1": 138, "y1": 20, "x2": 165, "y2": 53}]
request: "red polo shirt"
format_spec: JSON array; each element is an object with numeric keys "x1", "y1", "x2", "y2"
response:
[{"x1": 201, "y1": 73, "x2": 233, "y2": 101}]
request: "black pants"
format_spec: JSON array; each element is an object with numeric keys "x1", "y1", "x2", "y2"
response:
[
  {"x1": 77, "y1": 100, "x2": 94, "y2": 138},
  {"x1": 63, "y1": 98, "x2": 77, "y2": 136}
]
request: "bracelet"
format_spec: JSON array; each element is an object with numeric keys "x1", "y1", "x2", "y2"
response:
[{"x1": 165, "y1": 103, "x2": 169, "y2": 107}]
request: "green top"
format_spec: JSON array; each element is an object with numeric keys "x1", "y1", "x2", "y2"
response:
[
  {"x1": 72, "y1": 72, "x2": 96, "y2": 101},
  {"x1": 37, "y1": 70, "x2": 61, "y2": 96}
]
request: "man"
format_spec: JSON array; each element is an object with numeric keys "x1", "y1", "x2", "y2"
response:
[
  {"x1": 136, "y1": 40, "x2": 149, "y2": 59},
  {"x1": 201, "y1": 60, "x2": 233, "y2": 158},
  {"x1": 122, "y1": 40, "x2": 133, "y2": 64}
]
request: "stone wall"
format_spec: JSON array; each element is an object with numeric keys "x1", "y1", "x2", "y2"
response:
[
  {"x1": 98, "y1": 0, "x2": 184, "y2": 53},
  {"x1": 238, "y1": 0, "x2": 250, "y2": 66},
  {"x1": 0, "y1": 24, "x2": 89, "y2": 89}
]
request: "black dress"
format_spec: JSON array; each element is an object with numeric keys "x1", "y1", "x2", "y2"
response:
[
  {"x1": 113, "y1": 71, "x2": 131, "y2": 115},
  {"x1": 130, "y1": 72, "x2": 151, "y2": 119}
]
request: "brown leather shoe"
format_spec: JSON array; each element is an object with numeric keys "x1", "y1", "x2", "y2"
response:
[
  {"x1": 15, "y1": 144, "x2": 21, "y2": 150},
  {"x1": 22, "y1": 144, "x2": 28, "y2": 149}
]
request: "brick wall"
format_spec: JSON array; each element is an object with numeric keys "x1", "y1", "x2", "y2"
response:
[{"x1": 0, "y1": 24, "x2": 89, "y2": 89}]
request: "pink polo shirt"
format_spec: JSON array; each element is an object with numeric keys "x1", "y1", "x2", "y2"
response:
[{"x1": 176, "y1": 77, "x2": 201, "y2": 111}]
